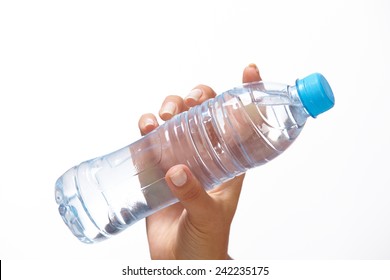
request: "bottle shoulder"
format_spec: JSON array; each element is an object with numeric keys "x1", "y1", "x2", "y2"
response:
[{"x1": 220, "y1": 82, "x2": 309, "y2": 128}]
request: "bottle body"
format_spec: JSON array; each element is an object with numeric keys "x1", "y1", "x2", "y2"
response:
[{"x1": 55, "y1": 81, "x2": 315, "y2": 243}]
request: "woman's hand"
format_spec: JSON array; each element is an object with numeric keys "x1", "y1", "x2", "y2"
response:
[{"x1": 138, "y1": 64, "x2": 262, "y2": 259}]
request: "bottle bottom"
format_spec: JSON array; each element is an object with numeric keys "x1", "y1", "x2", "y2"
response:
[
  {"x1": 55, "y1": 166, "x2": 100, "y2": 243},
  {"x1": 55, "y1": 166, "x2": 142, "y2": 243},
  {"x1": 54, "y1": 163, "x2": 179, "y2": 243},
  {"x1": 55, "y1": 165, "x2": 137, "y2": 243}
]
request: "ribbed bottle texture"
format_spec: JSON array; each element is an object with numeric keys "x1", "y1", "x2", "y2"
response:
[{"x1": 55, "y1": 74, "x2": 334, "y2": 243}]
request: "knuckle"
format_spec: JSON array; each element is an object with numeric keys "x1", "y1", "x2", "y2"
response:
[
  {"x1": 163, "y1": 95, "x2": 183, "y2": 104},
  {"x1": 196, "y1": 84, "x2": 216, "y2": 98},
  {"x1": 180, "y1": 184, "x2": 202, "y2": 203}
]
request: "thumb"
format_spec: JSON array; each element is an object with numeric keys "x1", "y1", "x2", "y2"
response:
[{"x1": 165, "y1": 164, "x2": 212, "y2": 218}]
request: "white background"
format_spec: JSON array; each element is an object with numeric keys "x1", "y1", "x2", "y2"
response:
[{"x1": 1, "y1": 0, "x2": 389, "y2": 261}]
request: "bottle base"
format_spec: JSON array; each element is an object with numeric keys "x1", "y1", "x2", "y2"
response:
[{"x1": 55, "y1": 166, "x2": 101, "y2": 244}]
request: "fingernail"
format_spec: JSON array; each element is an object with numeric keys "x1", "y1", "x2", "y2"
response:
[
  {"x1": 142, "y1": 117, "x2": 155, "y2": 130},
  {"x1": 160, "y1": 101, "x2": 177, "y2": 118},
  {"x1": 248, "y1": 63, "x2": 260, "y2": 74},
  {"x1": 185, "y1": 88, "x2": 203, "y2": 104},
  {"x1": 170, "y1": 168, "x2": 187, "y2": 187}
]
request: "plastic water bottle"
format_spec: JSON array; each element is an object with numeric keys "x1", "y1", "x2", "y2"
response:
[{"x1": 55, "y1": 73, "x2": 335, "y2": 243}]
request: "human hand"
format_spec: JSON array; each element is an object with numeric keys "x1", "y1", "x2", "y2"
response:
[{"x1": 138, "y1": 64, "x2": 262, "y2": 259}]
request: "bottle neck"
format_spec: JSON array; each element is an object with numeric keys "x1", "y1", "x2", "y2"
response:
[{"x1": 288, "y1": 85, "x2": 310, "y2": 118}]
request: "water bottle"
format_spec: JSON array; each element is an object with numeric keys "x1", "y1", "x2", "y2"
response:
[{"x1": 55, "y1": 73, "x2": 335, "y2": 244}]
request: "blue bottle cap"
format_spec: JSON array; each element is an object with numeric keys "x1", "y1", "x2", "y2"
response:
[{"x1": 296, "y1": 73, "x2": 335, "y2": 117}]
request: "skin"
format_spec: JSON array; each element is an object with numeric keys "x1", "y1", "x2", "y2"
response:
[{"x1": 138, "y1": 64, "x2": 262, "y2": 259}]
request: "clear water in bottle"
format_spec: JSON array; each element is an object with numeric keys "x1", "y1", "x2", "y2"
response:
[{"x1": 55, "y1": 73, "x2": 335, "y2": 243}]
